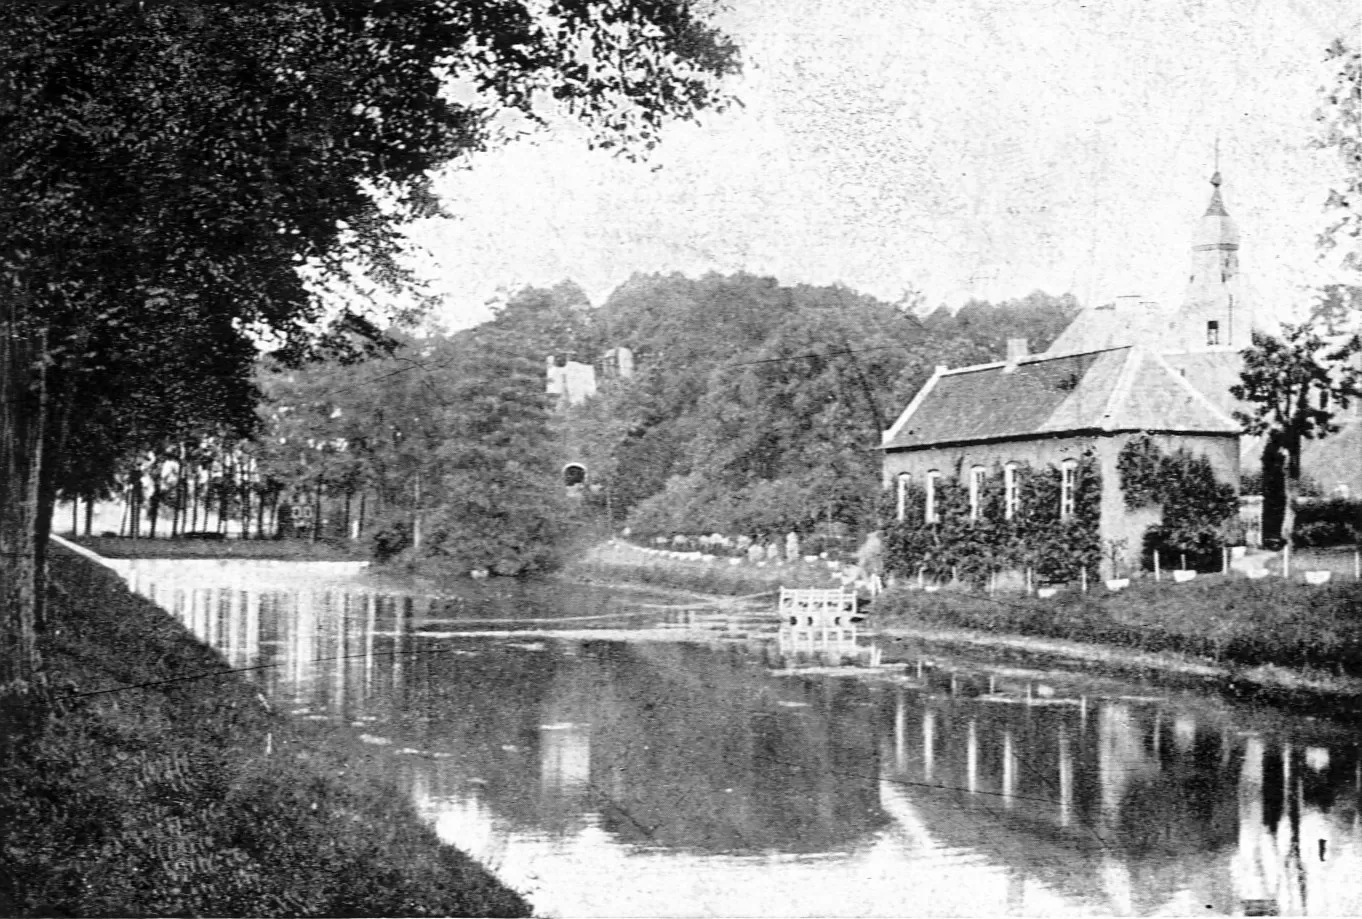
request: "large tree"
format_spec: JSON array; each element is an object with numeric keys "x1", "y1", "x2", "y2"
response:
[
  {"x1": 0, "y1": 1, "x2": 738, "y2": 683},
  {"x1": 1231, "y1": 324, "x2": 1362, "y2": 547}
]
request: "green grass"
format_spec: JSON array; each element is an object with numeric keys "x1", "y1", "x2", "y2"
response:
[
  {"x1": 562, "y1": 542, "x2": 842, "y2": 596},
  {"x1": 69, "y1": 534, "x2": 370, "y2": 561},
  {"x1": 0, "y1": 551, "x2": 530, "y2": 918},
  {"x1": 873, "y1": 574, "x2": 1362, "y2": 677}
]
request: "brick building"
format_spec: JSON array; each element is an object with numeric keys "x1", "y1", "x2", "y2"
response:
[{"x1": 880, "y1": 344, "x2": 1240, "y2": 576}]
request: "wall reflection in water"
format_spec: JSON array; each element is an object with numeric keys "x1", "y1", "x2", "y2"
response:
[{"x1": 124, "y1": 560, "x2": 1362, "y2": 917}]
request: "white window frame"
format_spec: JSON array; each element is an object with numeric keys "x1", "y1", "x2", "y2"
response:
[
  {"x1": 925, "y1": 471, "x2": 940, "y2": 524},
  {"x1": 1003, "y1": 463, "x2": 1018, "y2": 520},
  {"x1": 1060, "y1": 459, "x2": 1077, "y2": 519},
  {"x1": 968, "y1": 466, "x2": 986, "y2": 521},
  {"x1": 895, "y1": 473, "x2": 911, "y2": 522}
]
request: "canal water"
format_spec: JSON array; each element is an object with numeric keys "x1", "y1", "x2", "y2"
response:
[{"x1": 117, "y1": 558, "x2": 1362, "y2": 917}]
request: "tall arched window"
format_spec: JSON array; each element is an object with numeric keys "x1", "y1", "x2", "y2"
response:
[
  {"x1": 1060, "y1": 459, "x2": 1077, "y2": 519},
  {"x1": 925, "y1": 470, "x2": 941, "y2": 524},
  {"x1": 968, "y1": 466, "x2": 986, "y2": 520},
  {"x1": 1003, "y1": 463, "x2": 1018, "y2": 520},
  {"x1": 895, "y1": 473, "x2": 911, "y2": 522}
]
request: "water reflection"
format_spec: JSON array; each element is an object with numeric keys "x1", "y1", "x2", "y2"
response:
[{"x1": 121, "y1": 559, "x2": 1362, "y2": 917}]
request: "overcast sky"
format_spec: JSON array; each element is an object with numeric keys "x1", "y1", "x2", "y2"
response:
[{"x1": 404, "y1": 0, "x2": 1361, "y2": 330}]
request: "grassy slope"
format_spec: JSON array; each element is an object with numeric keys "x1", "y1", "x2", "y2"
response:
[{"x1": 0, "y1": 551, "x2": 530, "y2": 918}]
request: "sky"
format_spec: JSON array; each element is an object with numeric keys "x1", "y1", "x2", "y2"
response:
[{"x1": 404, "y1": 0, "x2": 1362, "y2": 330}]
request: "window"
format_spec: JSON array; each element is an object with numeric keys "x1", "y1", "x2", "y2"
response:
[
  {"x1": 968, "y1": 466, "x2": 986, "y2": 520},
  {"x1": 1003, "y1": 463, "x2": 1018, "y2": 520},
  {"x1": 895, "y1": 473, "x2": 911, "y2": 522},
  {"x1": 925, "y1": 471, "x2": 940, "y2": 524},
  {"x1": 1060, "y1": 460, "x2": 1077, "y2": 519},
  {"x1": 1206, "y1": 320, "x2": 1220, "y2": 346}
]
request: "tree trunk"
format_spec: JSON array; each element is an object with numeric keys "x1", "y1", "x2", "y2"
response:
[
  {"x1": 0, "y1": 313, "x2": 46, "y2": 684},
  {"x1": 312, "y1": 483, "x2": 322, "y2": 541},
  {"x1": 148, "y1": 470, "x2": 161, "y2": 539},
  {"x1": 355, "y1": 491, "x2": 366, "y2": 541},
  {"x1": 84, "y1": 495, "x2": 94, "y2": 537},
  {"x1": 1260, "y1": 436, "x2": 1287, "y2": 547},
  {"x1": 129, "y1": 477, "x2": 141, "y2": 539},
  {"x1": 1283, "y1": 431, "x2": 1302, "y2": 555},
  {"x1": 412, "y1": 471, "x2": 422, "y2": 552}
]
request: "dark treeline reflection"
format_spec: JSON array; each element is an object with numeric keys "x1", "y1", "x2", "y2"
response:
[
  {"x1": 126, "y1": 560, "x2": 1362, "y2": 916},
  {"x1": 394, "y1": 639, "x2": 888, "y2": 854}
]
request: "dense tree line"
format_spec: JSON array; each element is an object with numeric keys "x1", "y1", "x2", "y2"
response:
[
  {"x1": 0, "y1": 0, "x2": 739, "y2": 682},
  {"x1": 567, "y1": 275, "x2": 1078, "y2": 544},
  {"x1": 245, "y1": 277, "x2": 1077, "y2": 570}
]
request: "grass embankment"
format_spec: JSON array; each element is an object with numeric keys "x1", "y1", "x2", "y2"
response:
[
  {"x1": 69, "y1": 534, "x2": 369, "y2": 561},
  {"x1": 0, "y1": 551, "x2": 530, "y2": 918},
  {"x1": 562, "y1": 540, "x2": 843, "y2": 597},
  {"x1": 874, "y1": 574, "x2": 1362, "y2": 689}
]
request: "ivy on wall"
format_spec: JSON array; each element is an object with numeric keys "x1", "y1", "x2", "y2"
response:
[
  {"x1": 883, "y1": 455, "x2": 1101, "y2": 586},
  {"x1": 1117, "y1": 435, "x2": 1238, "y2": 568}
]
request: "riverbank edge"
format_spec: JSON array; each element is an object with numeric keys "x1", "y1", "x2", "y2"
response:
[
  {"x1": 873, "y1": 622, "x2": 1362, "y2": 717},
  {"x1": 559, "y1": 551, "x2": 1362, "y2": 717},
  {"x1": 66, "y1": 533, "x2": 370, "y2": 561},
  {"x1": 1, "y1": 547, "x2": 531, "y2": 918}
]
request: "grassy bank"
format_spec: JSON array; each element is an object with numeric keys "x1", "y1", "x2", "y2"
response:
[
  {"x1": 69, "y1": 534, "x2": 369, "y2": 561},
  {"x1": 562, "y1": 541, "x2": 842, "y2": 597},
  {"x1": 873, "y1": 574, "x2": 1362, "y2": 679},
  {"x1": 0, "y1": 551, "x2": 529, "y2": 918}
]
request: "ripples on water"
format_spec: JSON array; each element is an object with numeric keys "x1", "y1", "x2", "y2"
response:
[{"x1": 117, "y1": 558, "x2": 1362, "y2": 917}]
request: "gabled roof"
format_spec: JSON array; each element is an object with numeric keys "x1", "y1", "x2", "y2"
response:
[
  {"x1": 1045, "y1": 300, "x2": 1175, "y2": 355},
  {"x1": 881, "y1": 346, "x2": 1239, "y2": 451}
]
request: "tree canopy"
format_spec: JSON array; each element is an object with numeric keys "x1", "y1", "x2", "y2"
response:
[
  {"x1": 0, "y1": 0, "x2": 739, "y2": 682},
  {"x1": 1231, "y1": 324, "x2": 1362, "y2": 545}
]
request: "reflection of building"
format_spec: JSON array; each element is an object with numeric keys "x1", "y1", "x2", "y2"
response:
[
  {"x1": 881, "y1": 689, "x2": 1242, "y2": 914},
  {"x1": 540, "y1": 723, "x2": 591, "y2": 794},
  {"x1": 1233, "y1": 736, "x2": 1362, "y2": 916}
]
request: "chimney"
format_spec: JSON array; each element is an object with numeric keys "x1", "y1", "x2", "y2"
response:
[{"x1": 1005, "y1": 338, "x2": 1029, "y2": 368}]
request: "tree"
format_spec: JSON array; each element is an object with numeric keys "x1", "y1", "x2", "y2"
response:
[
  {"x1": 1231, "y1": 325, "x2": 1362, "y2": 546},
  {"x1": 0, "y1": 1, "x2": 739, "y2": 683},
  {"x1": 1316, "y1": 39, "x2": 1362, "y2": 275}
]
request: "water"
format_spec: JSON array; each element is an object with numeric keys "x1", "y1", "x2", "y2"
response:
[{"x1": 117, "y1": 558, "x2": 1362, "y2": 917}]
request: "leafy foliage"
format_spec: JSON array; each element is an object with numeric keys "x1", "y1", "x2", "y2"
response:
[
  {"x1": 883, "y1": 456, "x2": 1101, "y2": 586},
  {"x1": 1, "y1": 0, "x2": 740, "y2": 678},
  {"x1": 1316, "y1": 38, "x2": 1362, "y2": 273},
  {"x1": 260, "y1": 324, "x2": 570, "y2": 575},
  {"x1": 1231, "y1": 324, "x2": 1362, "y2": 545},
  {"x1": 570, "y1": 274, "x2": 1076, "y2": 540},
  {"x1": 1117, "y1": 435, "x2": 1238, "y2": 568}
]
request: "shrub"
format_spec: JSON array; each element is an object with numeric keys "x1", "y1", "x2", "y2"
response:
[
  {"x1": 882, "y1": 456, "x2": 1101, "y2": 585},
  {"x1": 1118, "y1": 437, "x2": 1237, "y2": 570},
  {"x1": 1294, "y1": 498, "x2": 1362, "y2": 547}
]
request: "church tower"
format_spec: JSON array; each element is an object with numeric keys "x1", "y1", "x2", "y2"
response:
[{"x1": 1167, "y1": 170, "x2": 1251, "y2": 353}]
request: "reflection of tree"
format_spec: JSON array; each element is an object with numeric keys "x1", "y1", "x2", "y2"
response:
[{"x1": 581, "y1": 642, "x2": 887, "y2": 854}]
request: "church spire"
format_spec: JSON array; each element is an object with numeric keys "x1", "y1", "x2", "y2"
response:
[
  {"x1": 1205, "y1": 170, "x2": 1228, "y2": 217},
  {"x1": 1193, "y1": 169, "x2": 1238, "y2": 251}
]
